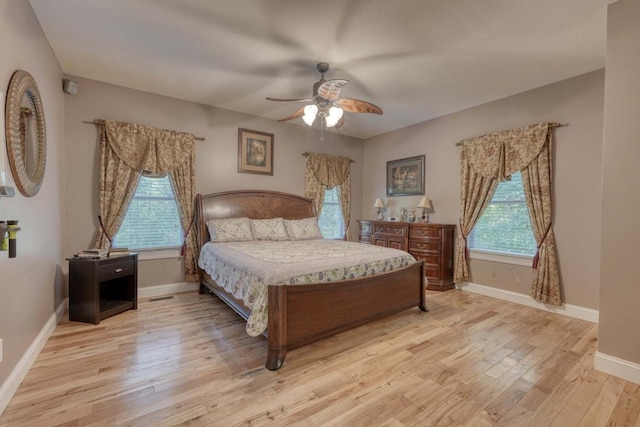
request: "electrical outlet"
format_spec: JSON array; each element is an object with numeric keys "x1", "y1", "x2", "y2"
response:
[{"x1": 0, "y1": 338, "x2": 3, "y2": 363}]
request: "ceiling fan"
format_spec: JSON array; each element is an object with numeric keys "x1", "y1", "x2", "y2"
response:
[{"x1": 266, "y1": 62, "x2": 383, "y2": 130}]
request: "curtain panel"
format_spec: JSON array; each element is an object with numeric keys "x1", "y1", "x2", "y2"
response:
[
  {"x1": 92, "y1": 120, "x2": 198, "y2": 282},
  {"x1": 304, "y1": 152, "x2": 352, "y2": 240},
  {"x1": 455, "y1": 122, "x2": 561, "y2": 305}
]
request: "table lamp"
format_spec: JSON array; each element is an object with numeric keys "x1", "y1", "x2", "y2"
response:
[
  {"x1": 417, "y1": 197, "x2": 431, "y2": 223},
  {"x1": 374, "y1": 198, "x2": 385, "y2": 220}
]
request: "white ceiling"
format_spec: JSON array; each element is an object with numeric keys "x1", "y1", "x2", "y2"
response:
[{"x1": 28, "y1": 0, "x2": 610, "y2": 139}]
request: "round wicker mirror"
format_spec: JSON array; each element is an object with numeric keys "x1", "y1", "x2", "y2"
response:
[{"x1": 5, "y1": 70, "x2": 47, "y2": 197}]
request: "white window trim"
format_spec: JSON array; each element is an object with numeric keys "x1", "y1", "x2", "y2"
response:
[
  {"x1": 469, "y1": 248, "x2": 533, "y2": 267},
  {"x1": 136, "y1": 246, "x2": 183, "y2": 261}
]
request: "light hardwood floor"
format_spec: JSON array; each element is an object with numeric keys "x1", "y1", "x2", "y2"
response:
[{"x1": 1, "y1": 289, "x2": 639, "y2": 426}]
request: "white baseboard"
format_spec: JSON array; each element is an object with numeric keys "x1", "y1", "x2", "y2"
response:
[
  {"x1": 458, "y1": 282, "x2": 599, "y2": 324},
  {"x1": 595, "y1": 352, "x2": 640, "y2": 385},
  {"x1": 0, "y1": 298, "x2": 67, "y2": 416},
  {"x1": 138, "y1": 282, "x2": 199, "y2": 299}
]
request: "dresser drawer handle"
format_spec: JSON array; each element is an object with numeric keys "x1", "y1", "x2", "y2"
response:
[
  {"x1": 115, "y1": 268, "x2": 123, "y2": 273},
  {"x1": 394, "y1": 229, "x2": 401, "y2": 234},
  {"x1": 418, "y1": 243, "x2": 426, "y2": 249}
]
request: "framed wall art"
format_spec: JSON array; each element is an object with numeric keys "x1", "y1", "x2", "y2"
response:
[
  {"x1": 238, "y1": 128, "x2": 274, "y2": 175},
  {"x1": 386, "y1": 155, "x2": 425, "y2": 196}
]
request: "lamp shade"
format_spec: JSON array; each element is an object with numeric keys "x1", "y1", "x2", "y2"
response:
[
  {"x1": 374, "y1": 198, "x2": 385, "y2": 208},
  {"x1": 302, "y1": 104, "x2": 318, "y2": 126},
  {"x1": 417, "y1": 197, "x2": 431, "y2": 208},
  {"x1": 325, "y1": 106, "x2": 344, "y2": 128}
]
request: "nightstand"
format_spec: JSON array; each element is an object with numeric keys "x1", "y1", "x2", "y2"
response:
[{"x1": 68, "y1": 253, "x2": 138, "y2": 324}]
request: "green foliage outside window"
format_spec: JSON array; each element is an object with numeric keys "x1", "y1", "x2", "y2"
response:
[
  {"x1": 468, "y1": 172, "x2": 536, "y2": 256},
  {"x1": 113, "y1": 175, "x2": 183, "y2": 250},
  {"x1": 318, "y1": 187, "x2": 344, "y2": 239}
]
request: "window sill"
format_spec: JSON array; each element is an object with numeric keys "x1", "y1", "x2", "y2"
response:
[
  {"x1": 136, "y1": 248, "x2": 183, "y2": 261},
  {"x1": 469, "y1": 250, "x2": 533, "y2": 267}
]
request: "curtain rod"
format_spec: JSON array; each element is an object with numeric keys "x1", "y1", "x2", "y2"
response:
[
  {"x1": 302, "y1": 152, "x2": 355, "y2": 163},
  {"x1": 454, "y1": 123, "x2": 568, "y2": 146},
  {"x1": 83, "y1": 120, "x2": 205, "y2": 141}
]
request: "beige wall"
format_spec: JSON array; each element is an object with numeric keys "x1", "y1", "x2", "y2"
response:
[
  {"x1": 63, "y1": 77, "x2": 364, "y2": 288},
  {"x1": 599, "y1": 0, "x2": 640, "y2": 363},
  {"x1": 362, "y1": 70, "x2": 605, "y2": 310},
  {"x1": 0, "y1": 0, "x2": 65, "y2": 389},
  {"x1": 3, "y1": 0, "x2": 638, "y2": 402}
]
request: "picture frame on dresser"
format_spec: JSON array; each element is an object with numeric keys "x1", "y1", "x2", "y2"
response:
[{"x1": 386, "y1": 155, "x2": 425, "y2": 196}]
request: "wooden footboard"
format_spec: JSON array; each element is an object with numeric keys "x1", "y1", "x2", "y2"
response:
[
  {"x1": 201, "y1": 261, "x2": 426, "y2": 370},
  {"x1": 265, "y1": 260, "x2": 426, "y2": 370}
]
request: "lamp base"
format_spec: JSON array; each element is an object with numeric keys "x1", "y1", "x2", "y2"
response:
[{"x1": 377, "y1": 212, "x2": 384, "y2": 221}]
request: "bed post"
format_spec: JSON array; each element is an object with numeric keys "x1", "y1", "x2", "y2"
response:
[
  {"x1": 195, "y1": 194, "x2": 206, "y2": 295},
  {"x1": 419, "y1": 262, "x2": 429, "y2": 312},
  {"x1": 266, "y1": 285, "x2": 288, "y2": 370}
]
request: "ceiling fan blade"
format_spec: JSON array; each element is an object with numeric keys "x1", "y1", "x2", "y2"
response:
[
  {"x1": 266, "y1": 97, "x2": 312, "y2": 103},
  {"x1": 335, "y1": 116, "x2": 346, "y2": 129},
  {"x1": 276, "y1": 106, "x2": 306, "y2": 122},
  {"x1": 337, "y1": 98, "x2": 383, "y2": 115},
  {"x1": 317, "y1": 79, "x2": 349, "y2": 100}
]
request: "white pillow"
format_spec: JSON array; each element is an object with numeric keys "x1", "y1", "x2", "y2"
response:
[
  {"x1": 206, "y1": 217, "x2": 254, "y2": 242},
  {"x1": 251, "y1": 218, "x2": 289, "y2": 241},
  {"x1": 284, "y1": 217, "x2": 324, "y2": 241}
]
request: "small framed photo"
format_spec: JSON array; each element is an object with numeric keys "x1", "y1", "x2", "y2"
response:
[
  {"x1": 386, "y1": 155, "x2": 425, "y2": 196},
  {"x1": 238, "y1": 128, "x2": 274, "y2": 175}
]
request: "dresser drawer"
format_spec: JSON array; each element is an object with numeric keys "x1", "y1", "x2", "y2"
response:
[
  {"x1": 410, "y1": 253, "x2": 441, "y2": 268},
  {"x1": 409, "y1": 226, "x2": 441, "y2": 240},
  {"x1": 409, "y1": 240, "x2": 441, "y2": 253},
  {"x1": 99, "y1": 259, "x2": 135, "y2": 281},
  {"x1": 425, "y1": 266, "x2": 444, "y2": 280},
  {"x1": 374, "y1": 224, "x2": 407, "y2": 237}
]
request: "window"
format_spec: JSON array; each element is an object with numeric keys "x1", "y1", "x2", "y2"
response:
[
  {"x1": 317, "y1": 186, "x2": 344, "y2": 239},
  {"x1": 112, "y1": 175, "x2": 183, "y2": 250},
  {"x1": 468, "y1": 172, "x2": 536, "y2": 258}
]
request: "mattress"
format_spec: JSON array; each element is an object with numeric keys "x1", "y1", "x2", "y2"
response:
[{"x1": 198, "y1": 239, "x2": 417, "y2": 336}]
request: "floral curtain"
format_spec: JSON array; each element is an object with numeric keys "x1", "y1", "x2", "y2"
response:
[
  {"x1": 455, "y1": 122, "x2": 561, "y2": 305},
  {"x1": 521, "y1": 135, "x2": 560, "y2": 305},
  {"x1": 454, "y1": 155, "x2": 498, "y2": 283},
  {"x1": 304, "y1": 152, "x2": 352, "y2": 240},
  {"x1": 92, "y1": 120, "x2": 198, "y2": 282}
]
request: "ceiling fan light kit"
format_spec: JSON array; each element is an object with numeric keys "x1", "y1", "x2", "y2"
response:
[{"x1": 267, "y1": 62, "x2": 382, "y2": 133}]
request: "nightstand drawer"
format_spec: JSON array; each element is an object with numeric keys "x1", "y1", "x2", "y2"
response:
[{"x1": 99, "y1": 259, "x2": 135, "y2": 281}]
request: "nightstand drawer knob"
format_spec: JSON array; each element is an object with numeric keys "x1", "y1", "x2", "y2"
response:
[{"x1": 115, "y1": 268, "x2": 123, "y2": 273}]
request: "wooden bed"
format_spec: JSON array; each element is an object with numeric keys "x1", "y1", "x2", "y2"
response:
[{"x1": 195, "y1": 190, "x2": 427, "y2": 370}]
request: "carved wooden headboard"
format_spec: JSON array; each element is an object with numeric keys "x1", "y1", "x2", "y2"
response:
[{"x1": 195, "y1": 190, "x2": 316, "y2": 249}]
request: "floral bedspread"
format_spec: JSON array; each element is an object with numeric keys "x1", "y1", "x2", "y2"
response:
[{"x1": 198, "y1": 239, "x2": 417, "y2": 336}]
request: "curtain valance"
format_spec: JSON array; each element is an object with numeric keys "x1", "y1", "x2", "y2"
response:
[
  {"x1": 460, "y1": 122, "x2": 551, "y2": 180},
  {"x1": 306, "y1": 152, "x2": 352, "y2": 188},
  {"x1": 103, "y1": 120, "x2": 195, "y2": 173}
]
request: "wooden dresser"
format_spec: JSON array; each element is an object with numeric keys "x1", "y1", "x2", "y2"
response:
[{"x1": 358, "y1": 220, "x2": 455, "y2": 291}]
